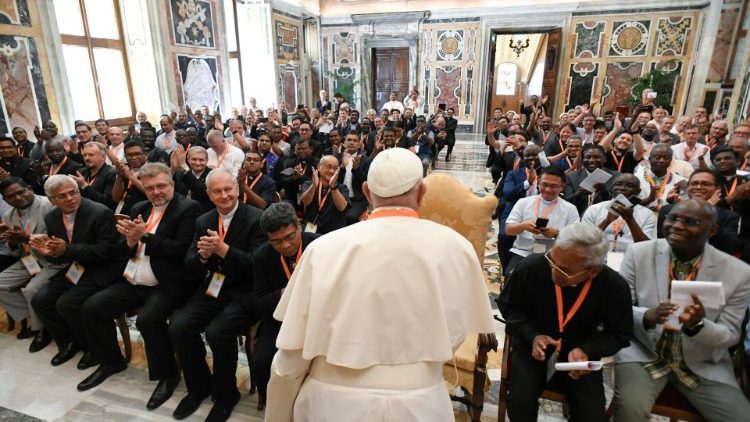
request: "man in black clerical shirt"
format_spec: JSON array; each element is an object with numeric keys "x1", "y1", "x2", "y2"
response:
[
  {"x1": 250, "y1": 203, "x2": 319, "y2": 410},
  {"x1": 72, "y1": 142, "x2": 117, "y2": 209},
  {"x1": 300, "y1": 155, "x2": 350, "y2": 234},
  {"x1": 111, "y1": 141, "x2": 149, "y2": 215},
  {"x1": 498, "y1": 223, "x2": 632, "y2": 421},
  {"x1": 239, "y1": 151, "x2": 277, "y2": 210}
]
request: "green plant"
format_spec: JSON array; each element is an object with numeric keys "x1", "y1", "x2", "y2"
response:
[
  {"x1": 629, "y1": 63, "x2": 678, "y2": 111},
  {"x1": 324, "y1": 69, "x2": 359, "y2": 104}
]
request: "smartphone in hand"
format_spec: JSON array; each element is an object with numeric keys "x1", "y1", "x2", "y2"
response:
[{"x1": 535, "y1": 218, "x2": 549, "y2": 229}]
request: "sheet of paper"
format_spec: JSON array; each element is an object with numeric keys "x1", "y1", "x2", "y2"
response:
[
  {"x1": 578, "y1": 168, "x2": 612, "y2": 193},
  {"x1": 608, "y1": 194, "x2": 632, "y2": 216},
  {"x1": 607, "y1": 252, "x2": 624, "y2": 272},
  {"x1": 318, "y1": 123, "x2": 333, "y2": 134},
  {"x1": 555, "y1": 361, "x2": 604, "y2": 371},
  {"x1": 670, "y1": 281, "x2": 725, "y2": 309}
]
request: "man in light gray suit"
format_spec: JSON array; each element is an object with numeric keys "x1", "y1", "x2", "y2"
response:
[
  {"x1": 0, "y1": 177, "x2": 66, "y2": 352},
  {"x1": 612, "y1": 199, "x2": 750, "y2": 421}
]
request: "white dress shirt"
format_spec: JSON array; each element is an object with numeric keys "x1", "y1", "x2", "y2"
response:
[
  {"x1": 506, "y1": 195, "x2": 580, "y2": 257},
  {"x1": 207, "y1": 143, "x2": 245, "y2": 178},
  {"x1": 581, "y1": 201, "x2": 656, "y2": 252},
  {"x1": 130, "y1": 203, "x2": 168, "y2": 286},
  {"x1": 671, "y1": 142, "x2": 711, "y2": 170}
]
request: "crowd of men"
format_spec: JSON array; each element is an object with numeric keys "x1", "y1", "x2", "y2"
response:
[
  {"x1": 493, "y1": 89, "x2": 750, "y2": 421},
  {"x1": 0, "y1": 84, "x2": 749, "y2": 421}
]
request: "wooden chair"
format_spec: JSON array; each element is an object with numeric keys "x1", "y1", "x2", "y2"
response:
[{"x1": 418, "y1": 173, "x2": 499, "y2": 421}]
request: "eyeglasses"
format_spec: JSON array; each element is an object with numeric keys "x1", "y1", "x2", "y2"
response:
[
  {"x1": 268, "y1": 227, "x2": 298, "y2": 246},
  {"x1": 687, "y1": 181, "x2": 716, "y2": 187},
  {"x1": 143, "y1": 183, "x2": 172, "y2": 193},
  {"x1": 544, "y1": 252, "x2": 590, "y2": 280},
  {"x1": 50, "y1": 189, "x2": 80, "y2": 200},
  {"x1": 665, "y1": 214, "x2": 703, "y2": 227},
  {"x1": 539, "y1": 183, "x2": 563, "y2": 190}
]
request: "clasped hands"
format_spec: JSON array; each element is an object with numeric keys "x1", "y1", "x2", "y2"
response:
[
  {"x1": 29, "y1": 235, "x2": 67, "y2": 257},
  {"x1": 116, "y1": 215, "x2": 148, "y2": 248},
  {"x1": 197, "y1": 229, "x2": 228, "y2": 260},
  {"x1": 532, "y1": 335, "x2": 590, "y2": 379}
]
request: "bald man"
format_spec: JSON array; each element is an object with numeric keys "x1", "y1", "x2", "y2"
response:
[{"x1": 613, "y1": 199, "x2": 750, "y2": 421}]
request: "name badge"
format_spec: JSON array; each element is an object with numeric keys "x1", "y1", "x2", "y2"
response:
[
  {"x1": 21, "y1": 255, "x2": 41, "y2": 276},
  {"x1": 123, "y1": 258, "x2": 140, "y2": 282},
  {"x1": 205, "y1": 272, "x2": 225, "y2": 298},
  {"x1": 65, "y1": 261, "x2": 85, "y2": 285},
  {"x1": 304, "y1": 222, "x2": 318, "y2": 233},
  {"x1": 606, "y1": 252, "x2": 625, "y2": 272}
]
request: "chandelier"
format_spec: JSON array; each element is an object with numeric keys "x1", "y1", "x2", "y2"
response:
[{"x1": 509, "y1": 35, "x2": 530, "y2": 57}]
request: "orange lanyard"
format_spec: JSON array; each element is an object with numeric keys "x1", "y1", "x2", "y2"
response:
[
  {"x1": 280, "y1": 244, "x2": 303, "y2": 280},
  {"x1": 542, "y1": 131, "x2": 550, "y2": 145},
  {"x1": 534, "y1": 195, "x2": 557, "y2": 219},
  {"x1": 317, "y1": 182, "x2": 331, "y2": 210},
  {"x1": 667, "y1": 258, "x2": 702, "y2": 300},
  {"x1": 247, "y1": 173, "x2": 263, "y2": 191},
  {"x1": 61, "y1": 213, "x2": 74, "y2": 242},
  {"x1": 724, "y1": 177, "x2": 738, "y2": 197},
  {"x1": 645, "y1": 170, "x2": 672, "y2": 201},
  {"x1": 368, "y1": 208, "x2": 420, "y2": 219},
  {"x1": 741, "y1": 161, "x2": 748, "y2": 171},
  {"x1": 217, "y1": 214, "x2": 227, "y2": 242},
  {"x1": 565, "y1": 156, "x2": 574, "y2": 169},
  {"x1": 610, "y1": 151, "x2": 625, "y2": 172},
  {"x1": 611, "y1": 218, "x2": 627, "y2": 251},
  {"x1": 137, "y1": 207, "x2": 165, "y2": 253},
  {"x1": 512, "y1": 156, "x2": 521, "y2": 170},
  {"x1": 48, "y1": 156, "x2": 68, "y2": 176},
  {"x1": 87, "y1": 169, "x2": 100, "y2": 186},
  {"x1": 216, "y1": 151, "x2": 228, "y2": 169},
  {"x1": 554, "y1": 278, "x2": 592, "y2": 351},
  {"x1": 558, "y1": 138, "x2": 564, "y2": 152}
]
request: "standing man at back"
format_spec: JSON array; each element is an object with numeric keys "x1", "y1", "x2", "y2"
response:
[{"x1": 265, "y1": 148, "x2": 495, "y2": 421}]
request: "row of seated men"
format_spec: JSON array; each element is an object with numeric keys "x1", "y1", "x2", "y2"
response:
[{"x1": 0, "y1": 164, "x2": 319, "y2": 422}]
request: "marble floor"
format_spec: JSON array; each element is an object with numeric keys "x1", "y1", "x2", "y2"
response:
[{"x1": 0, "y1": 134, "x2": 572, "y2": 422}]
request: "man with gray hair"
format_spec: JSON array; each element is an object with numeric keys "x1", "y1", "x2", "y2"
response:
[
  {"x1": 498, "y1": 222, "x2": 632, "y2": 421},
  {"x1": 266, "y1": 147, "x2": 494, "y2": 421},
  {"x1": 206, "y1": 129, "x2": 245, "y2": 178}
]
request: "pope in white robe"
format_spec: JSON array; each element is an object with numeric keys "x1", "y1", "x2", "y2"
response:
[{"x1": 265, "y1": 148, "x2": 495, "y2": 421}]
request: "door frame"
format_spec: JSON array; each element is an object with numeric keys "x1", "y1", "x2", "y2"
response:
[
  {"x1": 474, "y1": 12, "x2": 570, "y2": 133},
  {"x1": 371, "y1": 47, "x2": 410, "y2": 109},
  {"x1": 360, "y1": 36, "x2": 417, "y2": 113}
]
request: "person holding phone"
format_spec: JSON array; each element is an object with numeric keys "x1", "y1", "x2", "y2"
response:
[
  {"x1": 504, "y1": 165, "x2": 580, "y2": 275},
  {"x1": 581, "y1": 173, "x2": 656, "y2": 253}
]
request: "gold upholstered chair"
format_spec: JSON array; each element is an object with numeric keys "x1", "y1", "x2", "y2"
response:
[{"x1": 418, "y1": 173, "x2": 499, "y2": 422}]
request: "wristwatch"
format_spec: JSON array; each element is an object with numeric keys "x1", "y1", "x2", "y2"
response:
[
  {"x1": 683, "y1": 319, "x2": 705, "y2": 336},
  {"x1": 328, "y1": 184, "x2": 339, "y2": 190}
]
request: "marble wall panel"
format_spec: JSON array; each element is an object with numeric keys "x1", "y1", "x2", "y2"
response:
[
  {"x1": 609, "y1": 20, "x2": 650, "y2": 57},
  {"x1": 0, "y1": 36, "x2": 50, "y2": 135},
  {"x1": 278, "y1": 64, "x2": 300, "y2": 108},
  {"x1": 434, "y1": 66, "x2": 461, "y2": 112},
  {"x1": 176, "y1": 54, "x2": 219, "y2": 111},
  {"x1": 275, "y1": 20, "x2": 300, "y2": 61},
  {"x1": 0, "y1": 0, "x2": 30, "y2": 26},
  {"x1": 655, "y1": 16, "x2": 692, "y2": 56},
  {"x1": 601, "y1": 62, "x2": 643, "y2": 111},
  {"x1": 708, "y1": 9, "x2": 738, "y2": 83},
  {"x1": 331, "y1": 32, "x2": 355, "y2": 66},
  {"x1": 573, "y1": 21, "x2": 605, "y2": 58},
  {"x1": 564, "y1": 62, "x2": 599, "y2": 111},
  {"x1": 170, "y1": 0, "x2": 215, "y2": 49}
]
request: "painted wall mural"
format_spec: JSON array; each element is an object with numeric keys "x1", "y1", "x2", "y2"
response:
[
  {"x1": 176, "y1": 54, "x2": 219, "y2": 111},
  {"x1": 321, "y1": 28, "x2": 360, "y2": 106},
  {"x1": 0, "y1": 36, "x2": 50, "y2": 135},
  {"x1": 272, "y1": 12, "x2": 304, "y2": 107},
  {"x1": 420, "y1": 20, "x2": 481, "y2": 122},
  {"x1": 170, "y1": 0, "x2": 215, "y2": 49},
  {"x1": 560, "y1": 12, "x2": 698, "y2": 114},
  {"x1": 0, "y1": 0, "x2": 30, "y2": 27}
]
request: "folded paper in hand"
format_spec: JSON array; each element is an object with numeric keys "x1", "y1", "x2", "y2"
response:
[
  {"x1": 670, "y1": 281, "x2": 725, "y2": 309},
  {"x1": 555, "y1": 361, "x2": 604, "y2": 371},
  {"x1": 578, "y1": 168, "x2": 612, "y2": 193}
]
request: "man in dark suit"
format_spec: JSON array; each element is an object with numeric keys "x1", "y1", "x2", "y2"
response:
[
  {"x1": 335, "y1": 132, "x2": 369, "y2": 225},
  {"x1": 173, "y1": 146, "x2": 214, "y2": 213},
  {"x1": 563, "y1": 144, "x2": 618, "y2": 217},
  {"x1": 169, "y1": 168, "x2": 265, "y2": 422},
  {"x1": 30, "y1": 175, "x2": 123, "y2": 369},
  {"x1": 251, "y1": 203, "x2": 319, "y2": 409},
  {"x1": 78, "y1": 163, "x2": 202, "y2": 401},
  {"x1": 11, "y1": 127, "x2": 34, "y2": 158},
  {"x1": 315, "y1": 89, "x2": 331, "y2": 113},
  {"x1": 0, "y1": 136, "x2": 38, "y2": 187},
  {"x1": 658, "y1": 169, "x2": 741, "y2": 256},
  {"x1": 438, "y1": 107, "x2": 458, "y2": 162},
  {"x1": 72, "y1": 142, "x2": 117, "y2": 209}
]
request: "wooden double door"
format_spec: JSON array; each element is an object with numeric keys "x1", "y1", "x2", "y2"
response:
[{"x1": 372, "y1": 47, "x2": 409, "y2": 111}]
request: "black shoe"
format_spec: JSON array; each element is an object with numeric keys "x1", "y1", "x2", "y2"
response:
[
  {"x1": 17, "y1": 326, "x2": 37, "y2": 340},
  {"x1": 51, "y1": 343, "x2": 80, "y2": 366},
  {"x1": 29, "y1": 328, "x2": 52, "y2": 353},
  {"x1": 205, "y1": 391, "x2": 240, "y2": 422},
  {"x1": 76, "y1": 361, "x2": 127, "y2": 391},
  {"x1": 173, "y1": 390, "x2": 211, "y2": 420},
  {"x1": 77, "y1": 352, "x2": 98, "y2": 370},
  {"x1": 146, "y1": 374, "x2": 181, "y2": 410},
  {"x1": 446, "y1": 154, "x2": 451, "y2": 162}
]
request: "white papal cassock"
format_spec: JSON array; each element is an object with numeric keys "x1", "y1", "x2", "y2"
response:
[{"x1": 265, "y1": 210, "x2": 495, "y2": 421}]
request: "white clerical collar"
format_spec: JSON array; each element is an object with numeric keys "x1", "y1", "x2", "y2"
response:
[
  {"x1": 219, "y1": 201, "x2": 240, "y2": 219},
  {"x1": 192, "y1": 169, "x2": 205, "y2": 179}
]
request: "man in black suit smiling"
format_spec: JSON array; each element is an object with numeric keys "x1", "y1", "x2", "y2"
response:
[
  {"x1": 77, "y1": 163, "x2": 202, "y2": 403},
  {"x1": 170, "y1": 168, "x2": 265, "y2": 422},
  {"x1": 30, "y1": 175, "x2": 123, "y2": 369}
]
